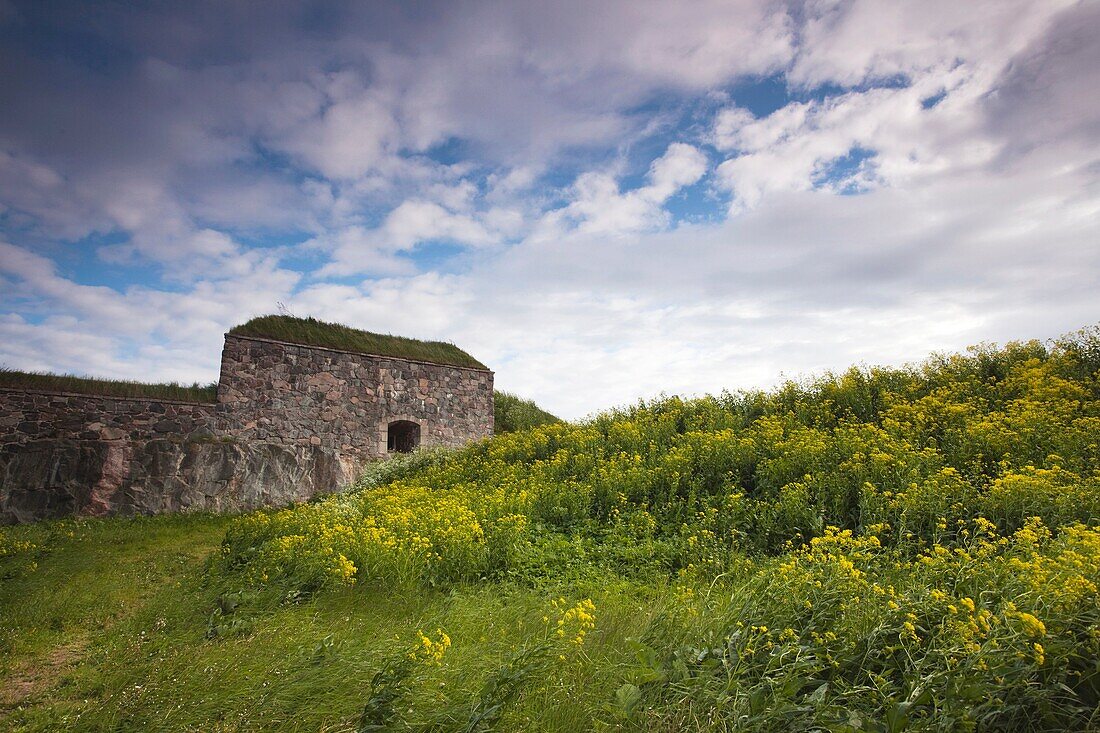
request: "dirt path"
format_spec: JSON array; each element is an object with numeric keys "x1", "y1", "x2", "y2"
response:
[{"x1": 0, "y1": 636, "x2": 89, "y2": 708}]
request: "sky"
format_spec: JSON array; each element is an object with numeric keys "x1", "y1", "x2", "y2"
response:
[{"x1": 0, "y1": 0, "x2": 1097, "y2": 420}]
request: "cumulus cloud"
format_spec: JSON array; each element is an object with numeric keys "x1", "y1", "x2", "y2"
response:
[
  {"x1": 534, "y1": 143, "x2": 708, "y2": 238},
  {"x1": 711, "y1": 2, "x2": 1089, "y2": 211},
  {"x1": 984, "y1": 2, "x2": 1100, "y2": 160},
  {"x1": 0, "y1": 238, "x2": 301, "y2": 381},
  {"x1": 275, "y1": 84, "x2": 401, "y2": 180},
  {"x1": 311, "y1": 196, "x2": 505, "y2": 277},
  {"x1": 403, "y1": 156, "x2": 1098, "y2": 417},
  {"x1": 788, "y1": 0, "x2": 1074, "y2": 88}
]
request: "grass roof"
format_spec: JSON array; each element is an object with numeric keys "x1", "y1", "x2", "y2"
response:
[
  {"x1": 0, "y1": 369, "x2": 217, "y2": 403},
  {"x1": 229, "y1": 315, "x2": 489, "y2": 370}
]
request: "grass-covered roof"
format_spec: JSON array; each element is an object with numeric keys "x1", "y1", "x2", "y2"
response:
[
  {"x1": 0, "y1": 369, "x2": 217, "y2": 403},
  {"x1": 228, "y1": 315, "x2": 489, "y2": 370}
]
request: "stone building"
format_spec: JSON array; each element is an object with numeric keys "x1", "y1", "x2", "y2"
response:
[{"x1": 0, "y1": 317, "x2": 494, "y2": 523}]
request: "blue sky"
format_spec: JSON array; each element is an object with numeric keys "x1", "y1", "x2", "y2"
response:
[{"x1": 0, "y1": 0, "x2": 1097, "y2": 418}]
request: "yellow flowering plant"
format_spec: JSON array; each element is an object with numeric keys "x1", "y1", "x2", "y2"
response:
[{"x1": 202, "y1": 326, "x2": 1100, "y2": 731}]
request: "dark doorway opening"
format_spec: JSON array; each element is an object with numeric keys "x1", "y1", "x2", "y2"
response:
[{"x1": 387, "y1": 420, "x2": 420, "y2": 453}]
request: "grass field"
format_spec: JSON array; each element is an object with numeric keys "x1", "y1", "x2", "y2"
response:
[
  {"x1": 2, "y1": 326, "x2": 1100, "y2": 731},
  {"x1": 0, "y1": 514, "x2": 694, "y2": 732}
]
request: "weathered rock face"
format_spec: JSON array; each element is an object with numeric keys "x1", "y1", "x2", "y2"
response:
[
  {"x1": 0, "y1": 438, "x2": 352, "y2": 523},
  {"x1": 0, "y1": 440, "x2": 113, "y2": 522},
  {"x1": 0, "y1": 333, "x2": 493, "y2": 523}
]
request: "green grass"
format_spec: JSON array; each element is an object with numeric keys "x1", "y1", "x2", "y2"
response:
[
  {"x1": 0, "y1": 369, "x2": 217, "y2": 403},
  {"x1": 230, "y1": 315, "x2": 488, "y2": 370},
  {"x1": 493, "y1": 391, "x2": 561, "y2": 433},
  {"x1": 0, "y1": 514, "x2": 695, "y2": 732}
]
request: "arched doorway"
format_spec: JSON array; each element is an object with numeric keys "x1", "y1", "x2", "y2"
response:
[{"x1": 387, "y1": 420, "x2": 420, "y2": 453}]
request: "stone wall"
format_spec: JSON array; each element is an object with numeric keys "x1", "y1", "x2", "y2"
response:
[
  {"x1": 0, "y1": 388, "x2": 217, "y2": 446},
  {"x1": 1, "y1": 334, "x2": 493, "y2": 523},
  {"x1": 0, "y1": 438, "x2": 346, "y2": 523},
  {"x1": 0, "y1": 388, "x2": 350, "y2": 523},
  {"x1": 217, "y1": 335, "x2": 494, "y2": 459}
]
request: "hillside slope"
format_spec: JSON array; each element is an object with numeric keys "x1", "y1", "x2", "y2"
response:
[{"x1": 2, "y1": 325, "x2": 1099, "y2": 731}]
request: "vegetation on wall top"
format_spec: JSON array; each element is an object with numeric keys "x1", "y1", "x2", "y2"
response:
[
  {"x1": 0, "y1": 314, "x2": 488, "y2": 402},
  {"x1": 229, "y1": 315, "x2": 488, "y2": 369},
  {"x1": 0, "y1": 369, "x2": 217, "y2": 403}
]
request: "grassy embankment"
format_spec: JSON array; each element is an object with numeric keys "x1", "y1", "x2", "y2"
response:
[
  {"x1": 0, "y1": 369, "x2": 217, "y2": 403},
  {"x1": 2, "y1": 513, "x2": 640, "y2": 732},
  {"x1": 492, "y1": 391, "x2": 561, "y2": 433},
  {"x1": 2, "y1": 325, "x2": 1100, "y2": 731}
]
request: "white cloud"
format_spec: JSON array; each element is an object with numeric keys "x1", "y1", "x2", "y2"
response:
[
  {"x1": 536, "y1": 143, "x2": 708, "y2": 238},
  {"x1": 276, "y1": 85, "x2": 401, "y2": 180},
  {"x1": 503, "y1": 0, "x2": 793, "y2": 90},
  {"x1": 714, "y1": 103, "x2": 810, "y2": 153},
  {"x1": 312, "y1": 198, "x2": 502, "y2": 278},
  {"x1": 789, "y1": 0, "x2": 1074, "y2": 88},
  {"x1": 646, "y1": 143, "x2": 709, "y2": 201},
  {"x1": 714, "y1": 64, "x2": 999, "y2": 209},
  {"x1": 305, "y1": 227, "x2": 415, "y2": 279},
  {"x1": 710, "y1": 0, "x2": 1088, "y2": 211},
  {"x1": 450, "y1": 158, "x2": 1100, "y2": 418},
  {"x1": 0, "y1": 238, "x2": 301, "y2": 381},
  {"x1": 384, "y1": 200, "x2": 494, "y2": 250}
]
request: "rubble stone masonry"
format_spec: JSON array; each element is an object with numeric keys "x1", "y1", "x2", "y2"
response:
[{"x1": 0, "y1": 333, "x2": 493, "y2": 523}]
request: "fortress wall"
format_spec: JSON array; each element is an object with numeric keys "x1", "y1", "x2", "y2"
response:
[
  {"x1": 0, "y1": 437, "x2": 349, "y2": 524},
  {"x1": 1, "y1": 335, "x2": 493, "y2": 523},
  {"x1": 375, "y1": 356, "x2": 494, "y2": 451},
  {"x1": 0, "y1": 386, "x2": 351, "y2": 523},
  {"x1": 0, "y1": 388, "x2": 217, "y2": 446},
  {"x1": 217, "y1": 334, "x2": 493, "y2": 459},
  {"x1": 217, "y1": 335, "x2": 382, "y2": 456}
]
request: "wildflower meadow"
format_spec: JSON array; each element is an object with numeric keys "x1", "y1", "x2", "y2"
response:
[
  {"x1": 201, "y1": 326, "x2": 1100, "y2": 730},
  {"x1": 2, "y1": 326, "x2": 1099, "y2": 730}
]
